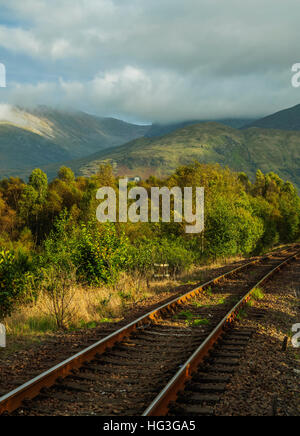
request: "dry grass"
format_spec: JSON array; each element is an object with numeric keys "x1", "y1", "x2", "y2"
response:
[
  {"x1": 4, "y1": 272, "x2": 176, "y2": 336},
  {"x1": 3, "y1": 255, "x2": 245, "y2": 339}
]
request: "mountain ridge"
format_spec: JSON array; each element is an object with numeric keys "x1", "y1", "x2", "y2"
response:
[
  {"x1": 70, "y1": 122, "x2": 300, "y2": 188},
  {"x1": 244, "y1": 103, "x2": 300, "y2": 131},
  {"x1": 1, "y1": 103, "x2": 300, "y2": 189},
  {"x1": 0, "y1": 105, "x2": 151, "y2": 179},
  {"x1": 146, "y1": 118, "x2": 256, "y2": 137}
]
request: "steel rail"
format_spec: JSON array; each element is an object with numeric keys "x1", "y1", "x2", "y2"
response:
[
  {"x1": 142, "y1": 250, "x2": 300, "y2": 416},
  {"x1": 0, "y1": 248, "x2": 296, "y2": 415}
]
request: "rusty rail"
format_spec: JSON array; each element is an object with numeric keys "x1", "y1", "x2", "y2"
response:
[
  {"x1": 0, "y1": 248, "x2": 297, "y2": 415},
  {"x1": 142, "y1": 250, "x2": 300, "y2": 416}
]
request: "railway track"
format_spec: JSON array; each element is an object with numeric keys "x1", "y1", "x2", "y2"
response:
[{"x1": 0, "y1": 245, "x2": 299, "y2": 416}]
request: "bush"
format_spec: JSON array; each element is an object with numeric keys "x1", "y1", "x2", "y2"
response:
[
  {"x1": 42, "y1": 210, "x2": 75, "y2": 272},
  {"x1": 154, "y1": 238, "x2": 194, "y2": 278},
  {"x1": 205, "y1": 199, "x2": 240, "y2": 258},
  {"x1": 41, "y1": 264, "x2": 76, "y2": 330},
  {"x1": 126, "y1": 240, "x2": 156, "y2": 275},
  {"x1": 0, "y1": 249, "x2": 35, "y2": 320},
  {"x1": 127, "y1": 238, "x2": 194, "y2": 279},
  {"x1": 205, "y1": 196, "x2": 264, "y2": 258},
  {"x1": 73, "y1": 222, "x2": 131, "y2": 285}
]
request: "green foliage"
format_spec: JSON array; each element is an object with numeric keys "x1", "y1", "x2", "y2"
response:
[
  {"x1": 0, "y1": 161, "x2": 300, "y2": 299},
  {"x1": 126, "y1": 239, "x2": 155, "y2": 275},
  {"x1": 73, "y1": 221, "x2": 131, "y2": 285},
  {"x1": 173, "y1": 311, "x2": 210, "y2": 327},
  {"x1": 0, "y1": 249, "x2": 35, "y2": 320},
  {"x1": 174, "y1": 310, "x2": 194, "y2": 321},
  {"x1": 205, "y1": 194, "x2": 264, "y2": 258},
  {"x1": 192, "y1": 318, "x2": 210, "y2": 326},
  {"x1": 42, "y1": 213, "x2": 132, "y2": 286},
  {"x1": 251, "y1": 288, "x2": 265, "y2": 301},
  {"x1": 154, "y1": 238, "x2": 194, "y2": 277},
  {"x1": 28, "y1": 169, "x2": 48, "y2": 203},
  {"x1": 58, "y1": 166, "x2": 75, "y2": 183},
  {"x1": 42, "y1": 210, "x2": 75, "y2": 271},
  {"x1": 205, "y1": 286, "x2": 213, "y2": 296},
  {"x1": 126, "y1": 237, "x2": 194, "y2": 278},
  {"x1": 40, "y1": 265, "x2": 76, "y2": 330},
  {"x1": 236, "y1": 309, "x2": 248, "y2": 320},
  {"x1": 19, "y1": 169, "x2": 49, "y2": 243}
]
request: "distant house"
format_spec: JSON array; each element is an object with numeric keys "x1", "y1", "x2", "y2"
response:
[{"x1": 124, "y1": 176, "x2": 141, "y2": 183}]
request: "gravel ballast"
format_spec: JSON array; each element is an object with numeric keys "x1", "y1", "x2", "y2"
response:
[{"x1": 215, "y1": 260, "x2": 300, "y2": 416}]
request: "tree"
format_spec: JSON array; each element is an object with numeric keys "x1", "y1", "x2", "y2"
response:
[
  {"x1": 19, "y1": 169, "x2": 49, "y2": 243},
  {"x1": 96, "y1": 163, "x2": 116, "y2": 187},
  {"x1": 253, "y1": 170, "x2": 266, "y2": 197},
  {"x1": 58, "y1": 166, "x2": 75, "y2": 183},
  {"x1": 29, "y1": 169, "x2": 48, "y2": 203}
]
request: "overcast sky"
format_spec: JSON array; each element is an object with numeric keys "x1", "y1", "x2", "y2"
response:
[{"x1": 0, "y1": 0, "x2": 299, "y2": 124}]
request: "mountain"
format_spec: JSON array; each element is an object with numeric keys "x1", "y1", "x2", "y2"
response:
[
  {"x1": 0, "y1": 124, "x2": 70, "y2": 171},
  {"x1": 73, "y1": 122, "x2": 300, "y2": 188},
  {"x1": 244, "y1": 103, "x2": 300, "y2": 131},
  {"x1": 0, "y1": 105, "x2": 150, "y2": 179},
  {"x1": 2, "y1": 103, "x2": 300, "y2": 187},
  {"x1": 146, "y1": 118, "x2": 256, "y2": 137}
]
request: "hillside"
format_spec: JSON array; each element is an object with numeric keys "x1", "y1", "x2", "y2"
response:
[
  {"x1": 2, "y1": 103, "x2": 300, "y2": 187},
  {"x1": 28, "y1": 106, "x2": 150, "y2": 156},
  {"x1": 0, "y1": 124, "x2": 70, "y2": 170},
  {"x1": 74, "y1": 123, "x2": 300, "y2": 188},
  {"x1": 245, "y1": 103, "x2": 300, "y2": 131},
  {"x1": 146, "y1": 118, "x2": 256, "y2": 137},
  {"x1": 0, "y1": 105, "x2": 150, "y2": 179}
]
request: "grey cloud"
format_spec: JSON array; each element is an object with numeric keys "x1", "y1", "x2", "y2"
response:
[{"x1": 0, "y1": 0, "x2": 299, "y2": 122}]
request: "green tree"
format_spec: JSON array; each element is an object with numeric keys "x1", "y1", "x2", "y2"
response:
[{"x1": 58, "y1": 166, "x2": 75, "y2": 183}]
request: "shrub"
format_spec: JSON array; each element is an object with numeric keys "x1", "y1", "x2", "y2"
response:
[
  {"x1": 41, "y1": 264, "x2": 76, "y2": 330},
  {"x1": 126, "y1": 237, "x2": 194, "y2": 279},
  {"x1": 205, "y1": 196, "x2": 264, "y2": 258},
  {"x1": 154, "y1": 238, "x2": 194, "y2": 278},
  {"x1": 42, "y1": 210, "x2": 75, "y2": 272},
  {"x1": 126, "y1": 240, "x2": 156, "y2": 275},
  {"x1": 73, "y1": 222, "x2": 131, "y2": 285},
  {"x1": 0, "y1": 249, "x2": 35, "y2": 320},
  {"x1": 205, "y1": 199, "x2": 240, "y2": 258}
]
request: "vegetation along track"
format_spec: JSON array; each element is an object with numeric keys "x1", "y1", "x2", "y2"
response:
[{"x1": 1, "y1": 245, "x2": 299, "y2": 416}]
